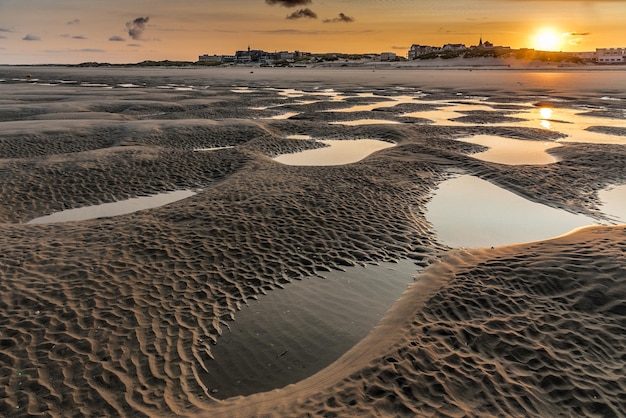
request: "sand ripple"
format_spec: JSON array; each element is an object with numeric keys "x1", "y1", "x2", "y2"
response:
[
  {"x1": 239, "y1": 226, "x2": 625, "y2": 417},
  {"x1": 1, "y1": 69, "x2": 625, "y2": 417}
]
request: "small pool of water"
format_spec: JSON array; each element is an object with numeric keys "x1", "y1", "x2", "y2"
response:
[
  {"x1": 512, "y1": 106, "x2": 626, "y2": 145},
  {"x1": 201, "y1": 259, "x2": 419, "y2": 399},
  {"x1": 330, "y1": 119, "x2": 402, "y2": 126},
  {"x1": 273, "y1": 139, "x2": 395, "y2": 166},
  {"x1": 263, "y1": 111, "x2": 300, "y2": 120},
  {"x1": 329, "y1": 95, "x2": 417, "y2": 113},
  {"x1": 27, "y1": 190, "x2": 196, "y2": 224},
  {"x1": 598, "y1": 184, "x2": 626, "y2": 223},
  {"x1": 455, "y1": 135, "x2": 561, "y2": 165},
  {"x1": 194, "y1": 146, "x2": 235, "y2": 152},
  {"x1": 426, "y1": 175, "x2": 598, "y2": 248},
  {"x1": 400, "y1": 99, "x2": 626, "y2": 145}
]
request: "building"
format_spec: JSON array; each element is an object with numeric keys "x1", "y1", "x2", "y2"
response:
[
  {"x1": 596, "y1": 48, "x2": 626, "y2": 63},
  {"x1": 442, "y1": 43, "x2": 467, "y2": 51},
  {"x1": 235, "y1": 46, "x2": 267, "y2": 63},
  {"x1": 198, "y1": 54, "x2": 223, "y2": 63},
  {"x1": 380, "y1": 52, "x2": 397, "y2": 61},
  {"x1": 408, "y1": 44, "x2": 440, "y2": 59}
]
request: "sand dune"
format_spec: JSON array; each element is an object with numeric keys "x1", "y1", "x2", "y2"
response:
[{"x1": 0, "y1": 66, "x2": 625, "y2": 417}]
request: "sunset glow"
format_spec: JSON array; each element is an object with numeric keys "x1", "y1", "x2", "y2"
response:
[
  {"x1": 0, "y1": 0, "x2": 624, "y2": 64},
  {"x1": 533, "y1": 29, "x2": 563, "y2": 52}
]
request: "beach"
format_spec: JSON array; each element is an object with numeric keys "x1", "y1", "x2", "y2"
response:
[{"x1": 0, "y1": 65, "x2": 625, "y2": 417}]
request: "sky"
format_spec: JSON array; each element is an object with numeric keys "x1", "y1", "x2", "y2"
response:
[{"x1": 0, "y1": 0, "x2": 624, "y2": 64}]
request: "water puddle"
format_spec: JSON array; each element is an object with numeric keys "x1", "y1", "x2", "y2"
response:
[
  {"x1": 27, "y1": 190, "x2": 196, "y2": 224},
  {"x1": 331, "y1": 119, "x2": 402, "y2": 126},
  {"x1": 194, "y1": 146, "x2": 235, "y2": 152},
  {"x1": 426, "y1": 175, "x2": 598, "y2": 248},
  {"x1": 231, "y1": 87, "x2": 255, "y2": 94},
  {"x1": 329, "y1": 95, "x2": 416, "y2": 113},
  {"x1": 455, "y1": 135, "x2": 561, "y2": 165},
  {"x1": 512, "y1": 106, "x2": 626, "y2": 144},
  {"x1": 598, "y1": 184, "x2": 626, "y2": 223},
  {"x1": 400, "y1": 99, "x2": 626, "y2": 145},
  {"x1": 274, "y1": 139, "x2": 395, "y2": 166},
  {"x1": 263, "y1": 111, "x2": 300, "y2": 120},
  {"x1": 402, "y1": 100, "x2": 495, "y2": 125},
  {"x1": 80, "y1": 83, "x2": 110, "y2": 88},
  {"x1": 201, "y1": 259, "x2": 419, "y2": 399}
]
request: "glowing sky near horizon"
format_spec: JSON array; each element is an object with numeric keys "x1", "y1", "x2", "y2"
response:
[{"x1": 0, "y1": 0, "x2": 623, "y2": 64}]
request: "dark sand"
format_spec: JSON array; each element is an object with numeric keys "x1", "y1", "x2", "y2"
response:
[{"x1": 1, "y1": 66, "x2": 625, "y2": 417}]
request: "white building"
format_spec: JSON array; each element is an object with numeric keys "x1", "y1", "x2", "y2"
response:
[
  {"x1": 571, "y1": 51, "x2": 597, "y2": 62},
  {"x1": 596, "y1": 48, "x2": 626, "y2": 63}
]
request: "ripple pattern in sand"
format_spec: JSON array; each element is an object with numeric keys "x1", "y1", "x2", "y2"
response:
[{"x1": 268, "y1": 227, "x2": 626, "y2": 417}]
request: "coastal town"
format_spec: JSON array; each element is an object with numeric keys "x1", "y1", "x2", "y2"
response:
[{"x1": 198, "y1": 39, "x2": 626, "y2": 66}]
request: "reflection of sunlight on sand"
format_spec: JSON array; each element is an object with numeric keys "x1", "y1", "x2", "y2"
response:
[
  {"x1": 274, "y1": 139, "x2": 395, "y2": 166},
  {"x1": 454, "y1": 135, "x2": 561, "y2": 165},
  {"x1": 427, "y1": 175, "x2": 599, "y2": 248}
]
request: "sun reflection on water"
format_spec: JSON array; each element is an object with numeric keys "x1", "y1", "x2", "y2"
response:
[{"x1": 540, "y1": 107, "x2": 553, "y2": 129}]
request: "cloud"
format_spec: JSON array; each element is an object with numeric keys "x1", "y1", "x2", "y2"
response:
[
  {"x1": 266, "y1": 0, "x2": 312, "y2": 6},
  {"x1": 563, "y1": 31, "x2": 591, "y2": 46},
  {"x1": 109, "y1": 35, "x2": 126, "y2": 42},
  {"x1": 126, "y1": 16, "x2": 149, "y2": 40},
  {"x1": 323, "y1": 13, "x2": 354, "y2": 23},
  {"x1": 127, "y1": 43, "x2": 142, "y2": 47},
  {"x1": 62, "y1": 34, "x2": 87, "y2": 39},
  {"x1": 23, "y1": 34, "x2": 41, "y2": 41},
  {"x1": 67, "y1": 19, "x2": 80, "y2": 25},
  {"x1": 0, "y1": 28, "x2": 11, "y2": 32},
  {"x1": 0, "y1": 35, "x2": 6, "y2": 39},
  {"x1": 287, "y1": 8, "x2": 318, "y2": 19}
]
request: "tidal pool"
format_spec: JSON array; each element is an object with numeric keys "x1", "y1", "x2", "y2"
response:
[
  {"x1": 263, "y1": 111, "x2": 300, "y2": 120},
  {"x1": 201, "y1": 259, "x2": 419, "y2": 399},
  {"x1": 27, "y1": 190, "x2": 196, "y2": 224},
  {"x1": 273, "y1": 139, "x2": 395, "y2": 166},
  {"x1": 426, "y1": 175, "x2": 598, "y2": 248},
  {"x1": 455, "y1": 135, "x2": 561, "y2": 165},
  {"x1": 193, "y1": 146, "x2": 235, "y2": 152},
  {"x1": 598, "y1": 184, "x2": 626, "y2": 223},
  {"x1": 513, "y1": 106, "x2": 626, "y2": 145},
  {"x1": 330, "y1": 119, "x2": 402, "y2": 126}
]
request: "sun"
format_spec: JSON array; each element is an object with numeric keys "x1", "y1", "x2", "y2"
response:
[{"x1": 533, "y1": 28, "x2": 563, "y2": 51}]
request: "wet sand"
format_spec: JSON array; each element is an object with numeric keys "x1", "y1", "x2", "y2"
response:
[{"x1": 0, "y1": 66, "x2": 625, "y2": 417}]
